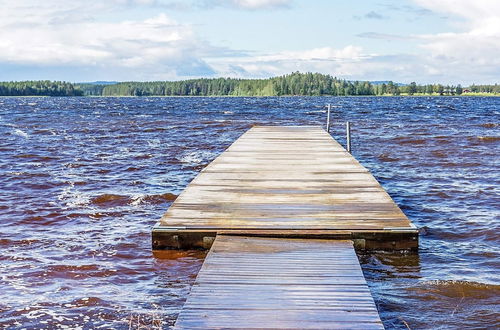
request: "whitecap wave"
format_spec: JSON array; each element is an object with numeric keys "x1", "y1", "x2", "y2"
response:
[{"x1": 13, "y1": 129, "x2": 29, "y2": 138}]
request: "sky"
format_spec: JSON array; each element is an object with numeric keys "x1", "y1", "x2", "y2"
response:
[{"x1": 0, "y1": 0, "x2": 499, "y2": 84}]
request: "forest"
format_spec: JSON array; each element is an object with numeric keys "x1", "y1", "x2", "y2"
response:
[
  {"x1": 1, "y1": 72, "x2": 499, "y2": 96},
  {"x1": 0, "y1": 81, "x2": 83, "y2": 96}
]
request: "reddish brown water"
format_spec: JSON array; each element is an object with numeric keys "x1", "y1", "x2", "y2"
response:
[{"x1": 0, "y1": 97, "x2": 498, "y2": 329}]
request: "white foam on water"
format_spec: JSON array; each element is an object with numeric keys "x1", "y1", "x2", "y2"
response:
[
  {"x1": 57, "y1": 181, "x2": 90, "y2": 207},
  {"x1": 180, "y1": 150, "x2": 215, "y2": 165},
  {"x1": 13, "y1": 128, "x2": 29, "y2": 138},
  {"x1": 146, "y1": 139, "x2": 161, "y2": 148},
  {"x1": 130, "y1": 193, "x2": 146, "y2": 207}
]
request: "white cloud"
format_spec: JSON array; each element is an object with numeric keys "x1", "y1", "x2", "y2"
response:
[
  {"x1": 2, "y1": 14, "x2": 184, "y2": 65},
  {"x1": 207, "y1": 46, "x2": 373, "y2": 78},
  {"x1": 201, "y1": 0, "x2": 291, "y2": 10},
  {"x1": 227, "y1": 0, "x2": 291, "y2": 9},
  {"x1": 0, "y1": 0, "x2": 216, "y2": 79},
  {"x1": 260, "y1": 46, "x2": 366, "y2": 62},
  {"x1": 410, "y1": 0, "x2": 500, "y2": 82}
]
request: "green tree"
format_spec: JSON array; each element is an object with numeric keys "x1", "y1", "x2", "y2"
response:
[{"x1": 408, "y1": 82, "x2": 417, "y2": 95}]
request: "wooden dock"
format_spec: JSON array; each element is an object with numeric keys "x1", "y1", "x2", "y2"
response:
[
  {"x1": 152, "y1": 126, "x2": 417, "y2": 250},
  {"x1": 174, "y1": 235, "x2": 384, "y2": 329}
]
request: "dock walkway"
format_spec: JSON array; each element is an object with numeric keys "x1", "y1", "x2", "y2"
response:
[{"x1": 174, "y1": 235, "x2": 384, "y2": 329}]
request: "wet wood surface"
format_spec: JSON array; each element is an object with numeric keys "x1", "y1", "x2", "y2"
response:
[
  {"x1": 158, "y1": 126, "x2": 415, "y2": 232},
  {"x1": 174, "y1": 235, "x2": 384, "y2": 329}
]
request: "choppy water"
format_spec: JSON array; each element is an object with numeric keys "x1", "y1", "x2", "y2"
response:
[{"x1": 0, "y1": 96, "x2": 498, "y2": 329}]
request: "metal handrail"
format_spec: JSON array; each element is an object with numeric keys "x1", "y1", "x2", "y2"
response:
[{"x1": 325, "y1": 104, "x2": 351, "y2": 154}]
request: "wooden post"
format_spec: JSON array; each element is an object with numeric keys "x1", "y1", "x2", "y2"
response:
[
  {"x1": 326, "y1": 104, "x2": 331, "y2": 132},
  {"x1": 346, "y1": 121, "x2": 351, "y2": 153}
]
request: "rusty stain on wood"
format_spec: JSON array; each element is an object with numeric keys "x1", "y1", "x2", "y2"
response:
[
  {"x1": 152, "y1": 126, "x2": 417, "y2": 251},
  {"x1": 174, "y1": 236, "x2": 384, "y2": 329}
]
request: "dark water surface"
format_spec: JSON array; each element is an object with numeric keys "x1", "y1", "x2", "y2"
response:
[{"x1": 0, "y1": 96, "x2": 498, "y2": 329}]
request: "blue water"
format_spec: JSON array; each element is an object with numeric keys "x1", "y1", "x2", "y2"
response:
[{"x1": 0, "y1": 96, "x2": 499, "y2": 329}]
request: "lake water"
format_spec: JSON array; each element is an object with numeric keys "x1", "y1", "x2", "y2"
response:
[{"x1": 0, "y1": 96, "x2": 498, "y2": 329}]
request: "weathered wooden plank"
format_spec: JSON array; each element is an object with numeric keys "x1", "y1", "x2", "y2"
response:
[
  {"x1": 153, "y1": 126, "x2": 418, "y2": 250},
  {"x1": 174, "y1": 236, "x2": 384, "y2": 329}
]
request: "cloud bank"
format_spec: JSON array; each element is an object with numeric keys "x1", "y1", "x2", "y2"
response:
[
  {"x1": 204, "y1": 0, "x2": 292, "y2": 10},
  {"x1": 0, "y1": 0, "x2": 498, "y2": 83},
  {"x1": 413, "y1": 0, "x2": 500, "y2": 82},
  {"x1": 0, "y1": 1, "x2": 219, "y2": 80}
]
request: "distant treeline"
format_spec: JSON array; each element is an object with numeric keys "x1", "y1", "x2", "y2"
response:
[
  {"x1": 0, "y1": 81, "x2": 83, "y2": 96},
  {"x1": 77, "y1": 73, "x2": 377, "y2": 96},
  {"x1": 77, "y1": 72, "x2": 500, "y2": 96},
  {"x1": 1, "y1": 73, "x2": 499, "y2": 96},
  {"x1": 398, "y1": 82, "x2": 500, "y2": 95}
]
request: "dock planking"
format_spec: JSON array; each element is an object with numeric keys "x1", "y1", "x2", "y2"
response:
[
  {"x1": 174, "y1": 235, "x2": 384, "y2": 329},
  {"x1": 153, "y1": 126, "x2": 417, "y2": 251}
]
